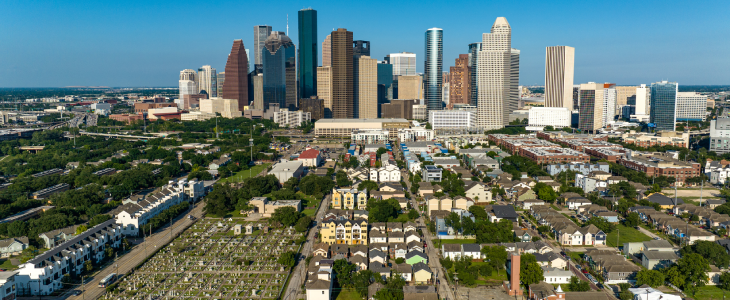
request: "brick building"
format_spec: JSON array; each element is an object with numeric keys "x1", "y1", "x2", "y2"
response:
[
  {"x1": 521, "y1": 147, "x2": 590, "y2": 164},
  {"x1": 583, "y1": 147, "x2": 630, "y2": 162},
  {"x1": 617, "y1": 152, "x2": 700, "y2": 185}
]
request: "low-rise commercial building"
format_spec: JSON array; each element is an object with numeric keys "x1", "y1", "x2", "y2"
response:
[
  {"x1": 269, "y1": 160, "x2": 305, "y2": 183},
  {"x1": 351, "y1": 129, "x2": 390, "y2": 144},
  {"x1": 199, "y1": 97, "x2": 242, "y2": 118},
  {"x1": 249, "y1": 197, "x2": 302, "y2": 218},
  {"x1": 528, "y1": 107, "x2": 571, "y2": 128},
  {"x1": 617, "y1": 152, "x2": 700, "y2": 185},
  {"x1": 521, "y1": 147, "x2": 589, "y2": 164},
  {"x1": 314, "y1": 118, "x2": 409, "y2": 139},
  {"x1": 273, "y1": 109, "x2": 311, "y2": 128},
  {"x1": 428, "y1": 110, "x2": 476, "y2": 129},
  {"x1": 181, "y1": 111, "x2": 216, "y2": 121}
]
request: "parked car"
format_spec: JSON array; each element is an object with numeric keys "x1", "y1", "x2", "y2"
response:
[{"x1": 582, "y1": 269, "x2": 589, "y2": 274}]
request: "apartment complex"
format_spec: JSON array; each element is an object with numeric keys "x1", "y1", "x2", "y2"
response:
[
  {"x1": 578, "y1": 82, "x2": 605, "y2": 132},
  {"x1": 521, "y1": 147, "x2": 590, "y2": 164},
  {"x1": 428, "y1": 110, "x2": 476, "y2": 129},
  {"x1": 273, "y1": 109, "x2": 311, "y2": 128},
  {"x1": 319, "y1": 219, "x2": 369, "y2": 245},
  {"x1": 314, "y1": 118, "x2": 409, "y2": 138},
  {"x1": 676, "y1": 92, "x2": 707, "y2": 121},
  {"x1": 331, "y1": 188, "x2": 368, "y2": 210},
  {"x1": 710, "y1": 118, "x2": 730, "y2": 154},
  {"x1": 617, "y1": 152, "x2": 700, "y2": 185}
]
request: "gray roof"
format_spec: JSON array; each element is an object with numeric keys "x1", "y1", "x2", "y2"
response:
[
  {"x1": 462, "y1": 244, "x2": 481, "y2": 253},
  {"x1": 406, "y1": 251, "x2": 427, "y2": 260},
  {"x1": 27, "y1": 219, "x2": 118, "y2": 265},
  {"x1": 491, "y1": 205, "x2": 519, "y2": 219},
  {"x1": 413, "y1": 261, "x2": 432, "y2": 273},
  {"x1": 646, "y1": 193, "x2": 683, "y2": 206},
  {"x1": 642, "y1": 251, "x2": 679, "y2": 260}
]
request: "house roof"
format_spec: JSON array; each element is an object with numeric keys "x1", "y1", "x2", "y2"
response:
[
  {"x1": 406, "y1": 251, "x2": 428, "y2": 260},
  {"x1": 491, "y1": 205, "x2": 519, "y2": 219},
  {"x1": 305, "y1": 278, "x2": 330, "y2": 290},
  {"x1": 403, "y1": 286, "x2": 438, "y2": 300},
  {"x1": 642, "y1": 251, "x2": 679, "y2": 260},
  {"x1": 413, "y1": 261, "x2": 432, "y2": 273},
  {"x1": 646, "y1": 193, "x2": 683, "y2": 206},
  {"x1": 369, "y1": 263, "x2": 391, "y2": 273},
  {"x1": 462, "y1": 244, "x2": 481, "y2": 252},
  {"x1": 442, "y1": 244, "x2": 462, "y2": 252},
  {"x1": 394, "y1": 263, "x2": 412, "y2": 274},
  {"x1": 298, "y1": 149, "x2": 321, "y2": 159}
]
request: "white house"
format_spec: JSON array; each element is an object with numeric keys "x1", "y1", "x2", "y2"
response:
[
  {"x1": 305, "y1": 268, "x2": 333, "y2": 300},
  {"x1": 462, "y1": 244, "x2": 482, "y2": 259},
  {"x1": 370, "y1": 164, "x2": 401, "y2": 183},
  {"x1": 542, "y1": 266, "x2": 572, "y2": 284}
]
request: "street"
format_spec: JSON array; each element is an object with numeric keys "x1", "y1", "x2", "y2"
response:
[
  {"x1": 283, "y1": 194, "x2": 331, "y2": 300},
  {"x1": 65, "y1": 202, "x2": 205, "y2": 300}
]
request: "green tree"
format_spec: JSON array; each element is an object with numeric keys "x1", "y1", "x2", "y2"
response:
[
  {"x1": 719, "y1": 272, "x2": 730, "y2": 291},
  {"x1": 666, "y1": 266, "x2": 685, "y2": 288},
  {"x1": 681, "y1": 241, "x2": 730, "y2": 269},
  {"x1": 295, "y1": 216, "x2": 312, "y2": 232},
  {"x1": 533, "y1": 182, "x2": 558, "y2": 202},
  {"x1": 358, "y1": 180, "x2": 379, "y2": 192},
  {"x1": 75, "y1": 224, "x2": 88, "y2": 235},
  {"x1": 519, "y1": 254, "x2": 544, "y2": 286},
  {"x1": 271, "y1": 206, "x2": 302, "y2": 227},
  {"x1": 278, "y1": 251, "x2": 297, "y2": 268},
  {"x1": 567, "y1": 276, "x2": 591, "y2": 291},
  {"x1": 625, "y1": 213, "x2": 640, "y2": 228},
  {"x1": 336, "y1": 170, "x2": 352, "y2": 187},
  {"x1": 678, "y1": 253, "x2": 710, "y2": 293},
  {"x1": 635, "y1": 269, "x2": 665, "y2": 287},
  {"x1": 408, "y1": 209, "x2": 419, "y2": 220},
  {"x1": 480, "y1": 246, "x2": 508, "y2": 271}
]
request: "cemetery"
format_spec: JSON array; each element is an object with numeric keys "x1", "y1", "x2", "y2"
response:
[{"x1": 103, "y1": 217, "x2": 305, "y2": 299}]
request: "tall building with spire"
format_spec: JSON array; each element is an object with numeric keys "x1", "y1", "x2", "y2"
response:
[
  {"x1": 254, "y1": 25, "x2": 272, "y2": 69},
  {"x1": 476, "y1": 17, "x2": 519, "y2": 129},
  {"x1": 298, "y1": 8, "x2": 318, "y2": 99},
  {"x1": 262, "y1": 31, "x2": 296, "y2": 110},
  {"x1": 425, "y1": 28, "x2": 444, "y2": 112},
  {"x1": 221, "y1": 39, "x2": 249, "y2": 110},
  {"x1": 331, "y1": 28, "x2": 354, "y2": 118},
  {"x1": 545, "y1": 46, "x2": 575, "y2": 109}
]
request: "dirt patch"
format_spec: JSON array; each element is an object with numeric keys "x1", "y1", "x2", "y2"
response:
[{"x1": 661, "y1": 189, "x2": 721, "y2": 198}]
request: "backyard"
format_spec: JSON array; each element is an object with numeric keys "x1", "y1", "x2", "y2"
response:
[
  {"x1": 606, "y1": 224, "x2": 652, "y2": 248},
  {"x1": 693, "y1": 285, "x2": 726, "y2": 300},
  {"x1": 433, "y1": 238, "x2": 476, "y2": 249}
]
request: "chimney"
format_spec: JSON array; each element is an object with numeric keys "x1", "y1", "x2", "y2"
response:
[{"x1": 507, "y1": 252, "x2": 523, "y2": 296}]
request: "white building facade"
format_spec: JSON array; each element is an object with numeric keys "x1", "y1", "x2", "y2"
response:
[
  {"x1": 528, "y1": 107, "x2": 571, "y2": 128},
  {"x1": 273, "y1": 109, "x2": 311, "y2": 128},
  {"x1": 428, "y1": 110, "x2": 476, "y2": 129},
  {"x1": 676, "y1": 92, "x2": 707, "y2": 121}
]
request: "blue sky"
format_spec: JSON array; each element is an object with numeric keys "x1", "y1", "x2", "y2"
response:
[{"x1": 1, "y1": 0, "x2": 729, "y2": 87}]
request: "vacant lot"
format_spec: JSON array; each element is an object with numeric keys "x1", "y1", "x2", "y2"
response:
[
  {"x1": 662, "y1": 188, "x2": 721, "y2": 198},
  {"x1": 606, "y1": 224, "x2": 652, "y2": 248}
]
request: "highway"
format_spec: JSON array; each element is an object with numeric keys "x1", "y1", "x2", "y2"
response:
[{"x1": 65, "y1": 202, "x2": 204, "y2": 300}]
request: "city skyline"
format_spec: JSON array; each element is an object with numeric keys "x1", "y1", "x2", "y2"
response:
[{"x1": 1, "y1": 0, "x2": 729, "y2": 87}]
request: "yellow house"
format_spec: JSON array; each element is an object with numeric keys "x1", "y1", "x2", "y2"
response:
[
  {"x1": 332, "y1": 188, "x2": 369, "y2": 210},
  {"x1": 412, "y1": 262, "x2": 433, "y2": 283},
  {"x1": 319, "y1": 219, "x2": 369, "y2": 245}
]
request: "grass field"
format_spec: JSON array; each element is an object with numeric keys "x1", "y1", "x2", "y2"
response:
[
  {"x1": 433, "y1": 238, "x2": 476, "y2": 248},
  {"x1": 693, "y1": 285, "x2": 725, "y2": 300},
  {"x1": 334, "y1": 288, "x2": 362, "y2": 300},
  {"x1": 0, "y1": 259, "x2": 16, "y2": 270},
  {"x1": 606, "y1": 224, "x2": 652, "y2": 248},
  {"x1": 568, "y1": 251, "x2": 584, "y2": 263},
  {"x1": 219, "y1": 163, "x2": 270, "y2": 183}
]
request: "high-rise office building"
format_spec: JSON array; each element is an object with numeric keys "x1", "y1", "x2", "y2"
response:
[
  {"x1": 248, "y1": 70, "x2": 264, "y2": 110},
  {"x1": 216, "y1": 72, "x2": 225, "y2": 99},
  {"x1": 468, "y1": 43, "x2": 481, "y2": 107},
  {"x1": 634, "y1": 84, "x2": 650, "y2": 116},
  {"x1": 197, "y1": 65, "x2": 217, "y2": 97},
  {"x1": 377, "y1": 62, "x2": 394, "y2": 117},
  {"x1": 388, "y1": 52, "x2": 417, "y2": 76},
  {"x1": 578, "y1": 82, "x2": 605, "y2": 132},
  {"x1": 298, "y1": 8, "x2": 318, "y2": 100},
  {"x1": 354, "y1": 56, "x2": 377, "y2": 119},
  {"x1": 180, "y1": 69, "x2": 197, "y2": 81},
  {"x1": 544, "y1": 46, "x2": 574, "y2": 109},
  {"x1": 179, "y1": 80, "x2": 197, "y2": 100},
  {"x1": 450, "y1": 54, "x2": 471, "y2": 107},
  {"x1": 397, "y1": 75, "x2": 423, "y2": 100},
  {"x1": 476, "y1": 17, "x2": 519, "y2": 129},
  {"x1": 262, "y1": 32, "x2": 296, "y2": 110},
  {"x1": 353, "y1": 40, "x2": 370, "y2": 57},
  {"x1": 299, "y1": 96, "x2": 325, "y2": 120},
  {"x1": 381, "y1": 99, "x2": 418, "y2": 119},
  {"x1": 615, "y1": 86, "x2": 637, "y2": 109},
  {"x1": 322, "y1": 34, "x2": 331, "y2": 67},
  {"x1": 676, "y1": 92, "x2": 707, "y2": 122},
  {"x1": 603, "y1": 83, "x2": 616, "y2": 125},
  {"x1": 317, "y1": 66, "x2": 333, "y2": 118},
  {"x1": 650, "y1": 81, "x2": 678, "y2": 132},
  {"x1": 331, "y1": 28, "x2": 354, "y2": 118},
  {"x1": 254, "y1": 25, "x2": 273, "y2": 68},
  {"x1": 424, "y1": 28, "x2": 443, "y2": 112},
  {"x1": 221, "y1": 39, "x2": 249, "y2": 110},
  {"x1": 442, "y1": 72, "x2": 450, "y2": 107}
]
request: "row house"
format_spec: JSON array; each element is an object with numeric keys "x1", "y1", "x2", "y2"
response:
[
  {"x1": 115, "y1": 179, "x2": 202, "y2": 236},
  {"x1": 546, "y1": 161, "x2": 610, "y2": 176},
  {"x1": 675, "y1": 204, "x2": 730, "y2": 228},
  {"x1": 369, "y1": 164, "x2": 401, "y2": 183},
  {"x1": 16, "y1": 219, "x2": 122, "y2": 296},
  {"x1": 583, "y1": 249, "x2": 640, "y2": 284},
  {"x1": 634, "y1": 206, "x2": 716, "y2": 245},
  {"x1": 331, "y1": 188, "x2": 368, "y2": 210},
  {"x1": 490, "y1": 241, "x2": 553, "y2": 255}
]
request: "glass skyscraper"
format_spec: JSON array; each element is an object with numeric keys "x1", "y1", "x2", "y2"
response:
[
  {"x1": 262, "y1": 31, "x2": 296, "y2": 110},
  {"x1": 377, "y1": 62, "x2": 393, "y2": 116},
  {"x1": 298, "y1": 8, "x2": 317, "y2": 100},
  {"x1": 468, "y1": 43, "x2": 481, "y2": 107},
  {"x1": 650, "y1": 81, "x2": 678, "y2": 132},
  {"x1": 425, "y1": 28, "x2": 443, "y2": 112}
]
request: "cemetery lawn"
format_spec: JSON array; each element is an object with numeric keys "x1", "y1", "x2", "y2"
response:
[{"x1": 219, "y1": 163, "x2": 271, "y2": 183}]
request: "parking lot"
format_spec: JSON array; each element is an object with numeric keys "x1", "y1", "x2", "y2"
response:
[{"x1": 103, "y1": 218, "x2": 305, "y2": 299}]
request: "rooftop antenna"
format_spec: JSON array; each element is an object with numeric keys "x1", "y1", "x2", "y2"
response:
[{"x1": 286, "y1": 14, "x2": 289, "y2": 36}]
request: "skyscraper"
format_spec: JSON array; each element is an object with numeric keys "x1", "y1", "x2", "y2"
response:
[
  {"x1": 331, "y1": 28, "x2": 354, "y2": 119},
  {"x1": 180, "y1": 69, "x2": 197, "y2": 81},
  {"x1": 468, "y1": 43, "x2": 481, "y2": 107},
  {"x1": 353, "y1": 40, "x2": 370, "y2": 57},
  {"x1": 635, "y1": 84, "x2": 650, "y2": 116},
  {"x1": 254, "y1": 25, "x2": 273, "y2": 68},
  {"x1": 317, "y1": 66, "x2": 332, "y2": 118},
  {"x1": 377, "y1": 62, "x2": 393, "y2": 116},
  {"x1": 388, "y1": 52, "x2": 417, "y2": 76},
  {"x1": 298, "y1": 8, "x2": 318, "y2": 99},
  {"x1": 322, "y1": 34, "x2": 332, "y2": 67},
  {"x1": 197, "y1": 65, "x2": 217, "y2": 97},
  {"x1": 216, "y1": 72, "x2": 225, "y2": 99},
  {"x1": 449, "y1": 54, "x2": 471, "y2": 107},
  {"x1": 425, "y1": 28, "x2": 443, "y2": 112},
  {"x1": 442, "y1": 72, "x2": 450, "y2": 107},
  {"x1": 397, "y1": 75, "x2": 423, "y2": 100},
  {"x1": 650, "y1": 81, "x2": 678, "y2": 131},
  {"x1": 221, "y1": 39, "x2": 249, "y2": 110},
  {"x1": 603, "y1": 83, "x2": 616, "y2": 125},
  {"x1": 476, "y1": 17, "x2": 519, "y2": 129},
  {"x1": 544, "y1": 46, "x2": 575, "y2": 109},
  {"x1": 354, "y1": 55, "x2": 377, "y2": 119},
  {"x1": 578, "y1": 82, "x2": 605, "y2": 132},
  {"x1": 262, "y1": 31, "x2": 296, "y2": 110}
]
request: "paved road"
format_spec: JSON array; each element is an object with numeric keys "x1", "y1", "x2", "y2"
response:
[
  {"x1": 636, "y1": 226, "x2": 660, "y2": 239},
  {"x1": 67, "y1": 202, "x2": 204, "y2": 300},
  {"x1": 283, "y1": 194, "x2": 330, "y2": 300}
]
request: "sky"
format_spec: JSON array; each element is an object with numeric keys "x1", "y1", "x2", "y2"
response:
[{"x1": 1, "y1": 0, "x2": 729, "y2": 87}]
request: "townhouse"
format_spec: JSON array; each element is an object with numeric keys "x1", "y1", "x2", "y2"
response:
[
  {"x1": 331, "y1": 188, "x2": 368, "y2": 210},
  {"x1": 319, "y1": 219, "x2": 369, "y2": 245},
  {"x1": 16, "y1": 219, "x2": 122, "y2": 295}
]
